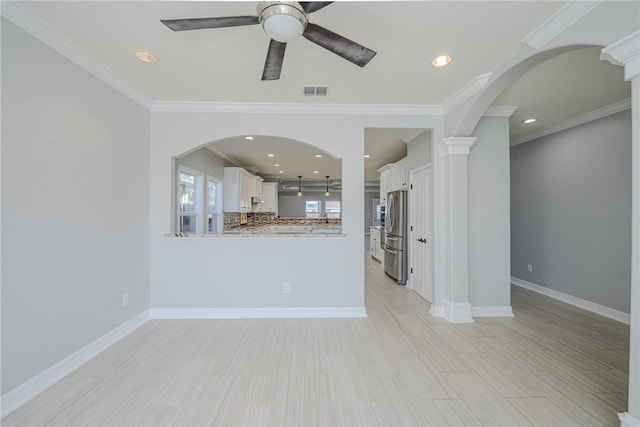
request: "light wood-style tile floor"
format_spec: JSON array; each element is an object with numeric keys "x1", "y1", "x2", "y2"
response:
[{"x1": 4, "y1": 248, "x2": 629, "y2": 426}]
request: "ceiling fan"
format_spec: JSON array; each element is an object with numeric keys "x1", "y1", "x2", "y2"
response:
[{"x1": 161, "y1": 1, "x2": 377, "y2": 81}]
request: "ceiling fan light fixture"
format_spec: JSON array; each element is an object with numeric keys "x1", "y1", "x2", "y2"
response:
[{"x1": 258, "y1": 2, "x2": 308, "y2": 43}]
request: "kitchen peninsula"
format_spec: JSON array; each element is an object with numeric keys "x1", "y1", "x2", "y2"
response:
[{"x1": 170, "y1": 213, "x2": 342, "y2": 238}]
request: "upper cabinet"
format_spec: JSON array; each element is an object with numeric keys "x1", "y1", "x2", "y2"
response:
[
  {"x1": 379, "y1": 165, "x2": 392, "y2": 204},
  {"x1": 378, "y1": 156, "x2": 408, "y2": 201},
  {"x1": 261, "y1": 182, "x2": 278, "y2": 215},
  {"x1": 224, "y1": 167, "x2": 254, "y2": 212},
  {"x1": 393, "y1": 157, "x2": 409, "y2": 191}
]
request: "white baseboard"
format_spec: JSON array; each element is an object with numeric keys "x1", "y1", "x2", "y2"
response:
[
  {"x1": 429, "y1": 305, "x2": 444, "y2": 318},
  {"x1": 1, "y1": 311, "x2": 149, "y2": 418},
  {"x1": 471, "y1": 306, "x2": 514, "y2": 317},
  {"x1": 443, "y1": 299, "x2": 475, "y2": 323},
  {"x1": 618, "y1": 412, "x2": 640, "y2": 427},
  {"x1": 149, "y1": 307, "x2": 367, "y2": 319},
  {"x1": 511, "y1": 277, "x2": 630, "y2": 325}
]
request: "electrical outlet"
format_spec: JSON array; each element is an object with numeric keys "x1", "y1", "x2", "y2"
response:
[
  {"x1": 527, "y1": 264, "x2": 533, "y2": 273},
  {"x1": 122, "y1": 293, "x2": 129, "y2": 307},
  {"x1": 283, "y1": 283, "x2": 290, "y2": 294}
]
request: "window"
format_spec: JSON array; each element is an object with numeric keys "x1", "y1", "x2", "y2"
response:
[
  {"x1": 207, "y1": 177, "x2": 222, "y2": 233},
  {"x1": 178, "y1": 168, "x2": 203, "y2": 233},
  {"x1": 176, "y1": 165, "x2": 223, "y2": 234},
  {"x1": 305, "y1": 200, "x2": 321, "y2": 218},
  {"x1": 325, "y1": 200, "x2": 341, "y2": 218}
]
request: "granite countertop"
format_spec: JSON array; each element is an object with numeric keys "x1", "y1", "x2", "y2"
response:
[{"x1": 168, "y1": 223, "x2": 344, "y2": 238}]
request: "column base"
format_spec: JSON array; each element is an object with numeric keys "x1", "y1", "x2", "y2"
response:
[
  {"x1": 618, "y1": 412, "x2": 640, "y2": 427},
  {"x1": 443, "y1": 299, "x2": 474, "y2": 323}
]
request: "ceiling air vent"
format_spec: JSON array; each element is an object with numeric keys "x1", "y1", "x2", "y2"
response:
[{"x1": 303, "y1": 86, "x2": 328, "y2": 96}]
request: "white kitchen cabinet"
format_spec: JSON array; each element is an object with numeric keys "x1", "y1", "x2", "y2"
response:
[
  {"x1": 394, "y1": 157, "x2": 409, "y2": 190},
  {"x1": 369, "y1": 227, "x2": 384, "y2": 263},
  {"x1": 224, "y1": 167, "x2": 253, "y2": 212},
  {"x1": 261, "y1": 182, "x2": 278, "y2": 215},
  {"x1": 251, "y1": 176, "x2": 265, "y2": 212},
  {"x1": 379, "y1": 157, "x2": 408, "y2": 197},
  {"x1": 379, "y1": 165, "x2": 392, "y2": 205},
  {"x1": 255, "y1": 176, "x2": 263, "y2": 199}
]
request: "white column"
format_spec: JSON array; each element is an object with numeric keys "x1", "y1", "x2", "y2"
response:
[
  {"x1": 602, "y1": 30, "x2": 640, "y2": 427},
  {"x1": 438, "y1": 137, "x2": 476, "y2": 323}
]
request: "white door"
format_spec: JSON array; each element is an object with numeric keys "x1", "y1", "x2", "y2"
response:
[{"x1": 410, "y1": 166, "x2": 432, "y2": 302}]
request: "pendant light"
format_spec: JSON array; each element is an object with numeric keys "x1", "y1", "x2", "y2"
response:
[
  {"x1": 297, "y1": 176, "x2": 302, "y2": 196},
  {"x1": 325, "y1": 176, "x2": 330, "y2": 197}
]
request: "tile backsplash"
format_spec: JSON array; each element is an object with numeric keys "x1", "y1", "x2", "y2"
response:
[{"x1": 223, "y1": 212, "x2": 340, "y2": 231}]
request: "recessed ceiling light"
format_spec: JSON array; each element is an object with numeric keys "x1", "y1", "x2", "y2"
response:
[
  {"x1": 274, "y1": 163, "x2": 280, "y2": 167},
  {"x1": 279, "y1": 170, "x2": 284, "y2": 174},
  {"x1": 134, "y1": 50, "x2": 158, "y2": 63},
  {"x1": 314, "y1": 171, "x2": 319, "y2": 174},
  {"x1": 364, "y1": 154, "x2": 371, "y2": 158},
  {"x1": 431, "y1": 54, "x2": 452, "y2": 67},
  {"x1": 267, "y1": 153, "x2": 275, "y2": 157},
  {"x1": 245, "y1": 136, "x2": 254, "y2": 140},
  {"x1": 315, "y1": 154, "x2": 323, "y2": 158},
  {"x1": 522, "y1": 118, "x2": 537, "y2": 124}
]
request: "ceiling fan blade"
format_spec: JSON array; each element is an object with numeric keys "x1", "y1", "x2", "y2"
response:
[
  {"x1": 262, "y1": 39, "x2": 287, "y2": 81},
  {"x1": 161, "y1": 16, "x2": 259, "y2": 31},
  {"x1": 303, "y1": 23, "x2": 376, "y2": 67},
  {"x1": 299, "y1": 2, "x2": 334, "y2": 13}
]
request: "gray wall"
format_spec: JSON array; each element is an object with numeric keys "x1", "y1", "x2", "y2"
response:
[
  {"x1": 177, "y1": 147, "x2": 227, "y2": 179},
  {"x1": 511, "y1": 110, "x2": 632, "y2": 313},
  {"x1": 469, "y1": 116, "x2": 512, "y2": 308},
  {"x1": 1, "y1": 20, "x2": 151, "y2": 394},
  {"x1": 407, "y1": 131, "x2": 432, "y2": 171},
  {"x1": 278, "y1": 192, "x2": 342, "y2": 217}
]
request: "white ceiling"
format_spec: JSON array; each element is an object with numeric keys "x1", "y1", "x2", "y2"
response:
[
  {"x1": 20, "y1": 1, "x2": 566, "y2": 104},
  {"x1": 494, "y1": 46, "x2": 630, "y2": 143},
  {"x1": 14, "y1": 1, "x2": 635, "y2": 182}
]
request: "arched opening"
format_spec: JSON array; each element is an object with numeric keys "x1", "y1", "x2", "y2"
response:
[
  {"x1": 172, "y1": 135, "x2": 342, "y2": 235},
  {"x1": 476, "y1": 45, "x2": 632, "y2": 420}
]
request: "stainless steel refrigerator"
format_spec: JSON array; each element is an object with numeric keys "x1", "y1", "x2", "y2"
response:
[{"x1": 384, "y1": 189, "x2": 408, "y2": 284}]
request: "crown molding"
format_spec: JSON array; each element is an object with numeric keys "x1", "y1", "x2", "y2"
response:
[
  {"x1": 483, "y1": 106, "x2": 518, "y2": 118},
  {"x1": 441, "y1": 73, "x2": 492, "y2": 114},
  {"x1": 511, "y1": 98, "x2": 631, "y2": 147},
  {"x1": 601, "y1": 30, "x2": 640, "y2": 81},
  {"x1": 521, "y1": 1, "x2": 602, "y2": 50},
  {"x1": 402, "y1": 130, "x2": 427, "y2": 144},
  {"x1": 1, "y1": 1, "x2": 153, "y2": 109},
  {"x1": 152, "y1": 101, "x2": 442, "y2": 116},
  {"x1": 206, "y1": 146, "x2": 243, "y2": 167}
]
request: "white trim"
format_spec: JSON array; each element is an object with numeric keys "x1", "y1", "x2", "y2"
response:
[
  {"x1": 152, "y1": 101, "x2": 442, "y2": 116},
  {"x1": 149, "y1": 307, "x2": 367, "y2": 319},
  {"x1": 440, "y1": 137, "x2": 477, "y2": 156},
  {"x1": 0, "y1": 311, "x2": 149, "y2": 418},
  {"x1": 601, "y1": 30, "x2": 640, "y2": 81},
  {"x1": 442, "y1": 300, "x2": 474, "y2": 323},
  {"x1": 206, "y1": 146, "x2": 243, "y2": 167},
  {"x1": 483, "y1": 106, "x2": 518, "y2": 118},
  {"x1": 511, "y1": 277, "x2": 630, "y2": 324},
  {"x1": 521, "y1": 1, "x2": 602, "y2": 50},
  {"x1": 1, "y1": 1, "x2": 152, "y2": 109},
  {"x1": 511, "y1": 98, "x2": 632, "y2": 147},
  {"x1": 429, "y1": 305, "x2": 444, "y2": 318},
  {"x1": 402, "y1": 130, "x2": 427, "y2": 144},
  {"x1": 471, "y1": 306, "x2": 514, "y2": 318},
  {"x1": 618, "y1": 412, "x2": 640, "y2": 427},
  {"x1": 441, "y1": 73, "x2": 492, "y2": 114}
]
